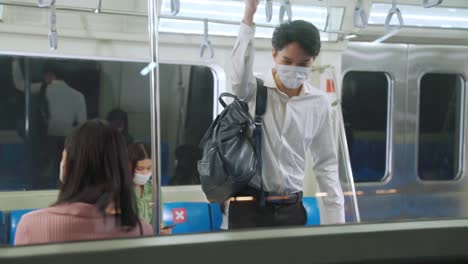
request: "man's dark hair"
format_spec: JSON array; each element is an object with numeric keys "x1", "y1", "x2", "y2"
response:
[
  {"x1": 272, "y1": 20, "x2": 321, "y2": 57},
  {"x1": 42, "y1": 60, "x2": 66, "y2": 80},
  {"x1": 56, "y1": 119, "x2": 142, "y2": 233}
]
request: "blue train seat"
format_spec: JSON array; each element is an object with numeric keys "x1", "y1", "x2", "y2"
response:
[
  {"x1": 208, "y1": 203, "x2": 223, "y2": 231},
  {"x1": 9, "y1": 209, "x2": 36, "y2": 245},
  {"x1": 302, "y1": 197, "x2": 320, "y2": 226},
  {"x1": 0, "y1": 211, "x2": 6, "y2": 244},
  {"x1": 162, "y1": 202, "x2": 211, "y2": 234}
]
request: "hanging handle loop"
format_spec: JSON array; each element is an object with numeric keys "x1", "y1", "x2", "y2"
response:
[
  {"x1": 38, "y1": 0, "x2": 57, "y2": 50},
  {"x1": 171, "y1": 0, "x2": 180, "y2": 16},
  {"x1": 279, "y1": 0, "x2": 292, "y2": 23},
  {"x1": 423, "y1": 0, "x2": 443, "y2": 8},
  {"x1": 384, "y1": 0, "x2": 404, "y2": 31},
  {"x1": 265, "y1": 0, "x2": 273, "y2": 22},
  {"x1": 200, "y1": 19, "x2": 214, "y2": 60},
  {"x1": 354, "y1": 0, "x2": 368, "y2": 28},
  {"x1": 323, "y1": 0, "x2": 331, "y2": 31},
  {"x1": 37, "y1": 0, "x2": 55, "y2": 8}
]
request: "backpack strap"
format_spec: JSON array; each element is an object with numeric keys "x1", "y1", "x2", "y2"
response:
[
  {"x1": 255, "y1": 78, "x2": 267, "y2": 117},
  {"x1": 254, "y1": 78, "x2": 267, "y2": 206}
]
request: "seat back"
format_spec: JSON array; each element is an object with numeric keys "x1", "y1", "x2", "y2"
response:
[
  {"x1": 162, "y1": 202, "x2": 211, "y2": 234},
  {"x1": 303, "y1": 197, "x2": 320, "y2": 226},
  {"x1": 0, "y1": 211, "x2": 6, "y2": 244},
  {"x1": 9, "y1": 209, "x2": 36, "y2": 245}
]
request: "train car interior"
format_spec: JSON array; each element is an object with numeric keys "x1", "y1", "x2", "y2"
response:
[{"x1": 1, "y1": 0, "x2": 468, "y2": 263}]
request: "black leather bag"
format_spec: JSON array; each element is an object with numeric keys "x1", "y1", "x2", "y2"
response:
[{"x1": 198, "y1": 79, "x2": 267, "y2": 203}]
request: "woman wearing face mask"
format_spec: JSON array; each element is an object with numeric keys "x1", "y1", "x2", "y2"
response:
[
  {"x1": 226, "y1": 0, "x2": 345, "y2": 229},
  {"x1": 128, "y1": 142, "x2": 153, "y2": 223},
  {"x1": 128, "y1": 142, "x2": 172, "y2": 235},
  {"x1": 14, "y1": 120, "x2": 153, "y2": 245}
]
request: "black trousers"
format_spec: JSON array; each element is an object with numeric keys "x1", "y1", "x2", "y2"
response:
[{"x1": 228, "y1": 191, "x2": 307, "y2": 229}]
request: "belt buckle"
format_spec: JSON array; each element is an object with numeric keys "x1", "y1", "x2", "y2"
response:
[{"x1": 266, "y1": 193, "x2": 298, "y2": 204}]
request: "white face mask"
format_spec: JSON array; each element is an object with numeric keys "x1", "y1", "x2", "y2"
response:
[
  {"x1": 59, "y1": 161, "x2": 65, "y2": 183},
  {"x1": 133, "y1": 172, "x2": 152, "y2": 185},
  {"x1": 276, "y1": 64, "x2": 311, "y2": 89}
]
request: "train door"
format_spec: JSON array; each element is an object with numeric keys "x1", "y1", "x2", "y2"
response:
[
  {"x1": 404, "y1": 45, "x2": 468, "y2": 219},
  {"x1": 342, "y1": 43, "x2": 408, "y2": 222}
]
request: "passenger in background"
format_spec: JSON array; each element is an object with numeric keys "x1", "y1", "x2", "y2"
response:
[
  {"x1": 128, "y1": 142, "x2": 153, "y2": 223},
  {"x1": 128, "y1": 142, "x2": 172, "y2": 235},
  {"x1": 227, "y1": 0, "x2": 345, "y2": 228},
  {"x1": 12, "y1": 59, "x2": 87, "y2": 188},
  {"x1": 169, "y1": 144, "x2": 202, "y2": 186},
  {"x1": 107, "y1": 108, "x2": 134, "y2": 145},
  {"x1": 14, "y1": 120, "x2": 153, "y2": 245}
]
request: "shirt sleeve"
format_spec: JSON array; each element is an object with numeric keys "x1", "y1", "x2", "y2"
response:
[
  {"x1": 230, "y1": 22, "x2": 258, "y2": 102},
  {"x1": 309, "y1": 101, "x2": 345, "y2": 224},
  {"x1": 14, "y1": 217, "x2": 31, "y2": 245},
  {"x1": 12, "y1": 59, "x2": 41, "y2": 94}
]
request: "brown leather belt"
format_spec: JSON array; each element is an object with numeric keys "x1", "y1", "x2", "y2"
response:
[{"x1": 232, "y1": 187, "x2": 303, "y2": 205}]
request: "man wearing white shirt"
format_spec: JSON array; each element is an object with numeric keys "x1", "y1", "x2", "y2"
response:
[
  {"x1": 227, "y1": 0, "x2": 344, "y2": 228},
  {"x1": 12, "y1": 60, "x2": 87, "y2": 137},
  {"x1": 12, "y1": 59, "x2": 87, "y2": 187}
]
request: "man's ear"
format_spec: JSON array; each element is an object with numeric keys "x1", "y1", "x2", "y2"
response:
[{"x1": 272, "y1": 48, "x2": 278, "y2": 59}]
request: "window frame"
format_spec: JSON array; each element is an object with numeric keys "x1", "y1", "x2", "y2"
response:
[
  {"x1": 0, "y1": 51, "x2": 224, "y2": 191},
  {"x1": 341, "y1": 70, "x2": 394, "y2": 185},
  {"x1": 415, "y1": 72, "x2": 466, "y2": 182}
]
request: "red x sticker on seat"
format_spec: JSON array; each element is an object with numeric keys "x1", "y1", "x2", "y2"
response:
[{"x1": 172, "y1": 208, "x2": 187, "y2": 223}]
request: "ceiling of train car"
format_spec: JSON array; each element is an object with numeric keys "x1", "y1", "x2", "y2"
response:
[{"x1": 4, "y1": 0, "x2": 468, "y2": 44}]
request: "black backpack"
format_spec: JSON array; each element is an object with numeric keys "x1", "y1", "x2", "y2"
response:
[{"x1": 198, "y1": 79, "x2": 267, "y2": 203}]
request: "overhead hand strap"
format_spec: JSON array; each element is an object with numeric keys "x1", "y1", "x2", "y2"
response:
[
  {"x1": 423, "y1": 0, "x2": 443, "y2": 8},
  {"x1": 171, "y1": 0, "x2": 180, "y2": 16},
  {"x1": 323, "y1": 0, "x2": 331, "y2": 31},
  {"x1": 200, "y1": 19, "x2": 214, "y2": 60},
  {"x1": 354, "y1": 0, "x2": 368, "y2": 29},
  {"x1": 384, "y1": 0, "x2": 404, "y2": 32},
  {"x1": 37, "y1": 0, "x2": 57, "y2": 50},
  {"x1": 279, "y1": 0, "x2": 292, "y2": 23},
  {"x1": 265, "y1": 0, "x2": 273, "y2": 22}
]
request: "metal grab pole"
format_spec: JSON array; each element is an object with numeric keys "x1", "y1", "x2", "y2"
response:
[{"x1": 147, "y1": 0, "x2": 161, "y2": 235}]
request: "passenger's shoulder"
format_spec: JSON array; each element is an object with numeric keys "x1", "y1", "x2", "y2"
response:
[{"x1": 19, "y1": 208, "x2": 51, "y2": 223}]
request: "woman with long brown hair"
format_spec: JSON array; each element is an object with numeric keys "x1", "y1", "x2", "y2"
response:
[{"x1": 15, "y1": 120, "x2": 153, "y2": 245}]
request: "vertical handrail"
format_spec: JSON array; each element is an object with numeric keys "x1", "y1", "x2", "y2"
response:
[
  {"x1": 328, "y1": 66, "x2": 361, "y2": 223},
  {"x1": 147, "y1": 0, "x2": 162, "y2": 235},
  {"x1": 24, "y1": 58, "x2": 31, "y2": 190}
]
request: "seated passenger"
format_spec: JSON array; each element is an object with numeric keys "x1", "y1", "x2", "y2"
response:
[
  {"x1": 106, "y1": 108, "x2": 133, "y2": 145},
  {"x1": 169, "y1": 144, "x2": 202, "y2": 186},
  {"x1": 128, "y1": 142, "x2": 172, "y2": 235},
  {"x1": 14, "y1": 120, "x2": 153, "y2": 245},
  {"x1": 128, "y1": 142, "x2": 153, "y2": 223}
]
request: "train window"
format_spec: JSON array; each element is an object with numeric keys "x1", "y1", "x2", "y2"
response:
[
  {"x1": 418, "y1": 74, "x2": 464, "y2": 181},
  {"x1": 0, "y1": 56, "x2": 215, "y2": 190},
  {"x1": 342, "y1": 71, "x2": 390, "y2": 183}
]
